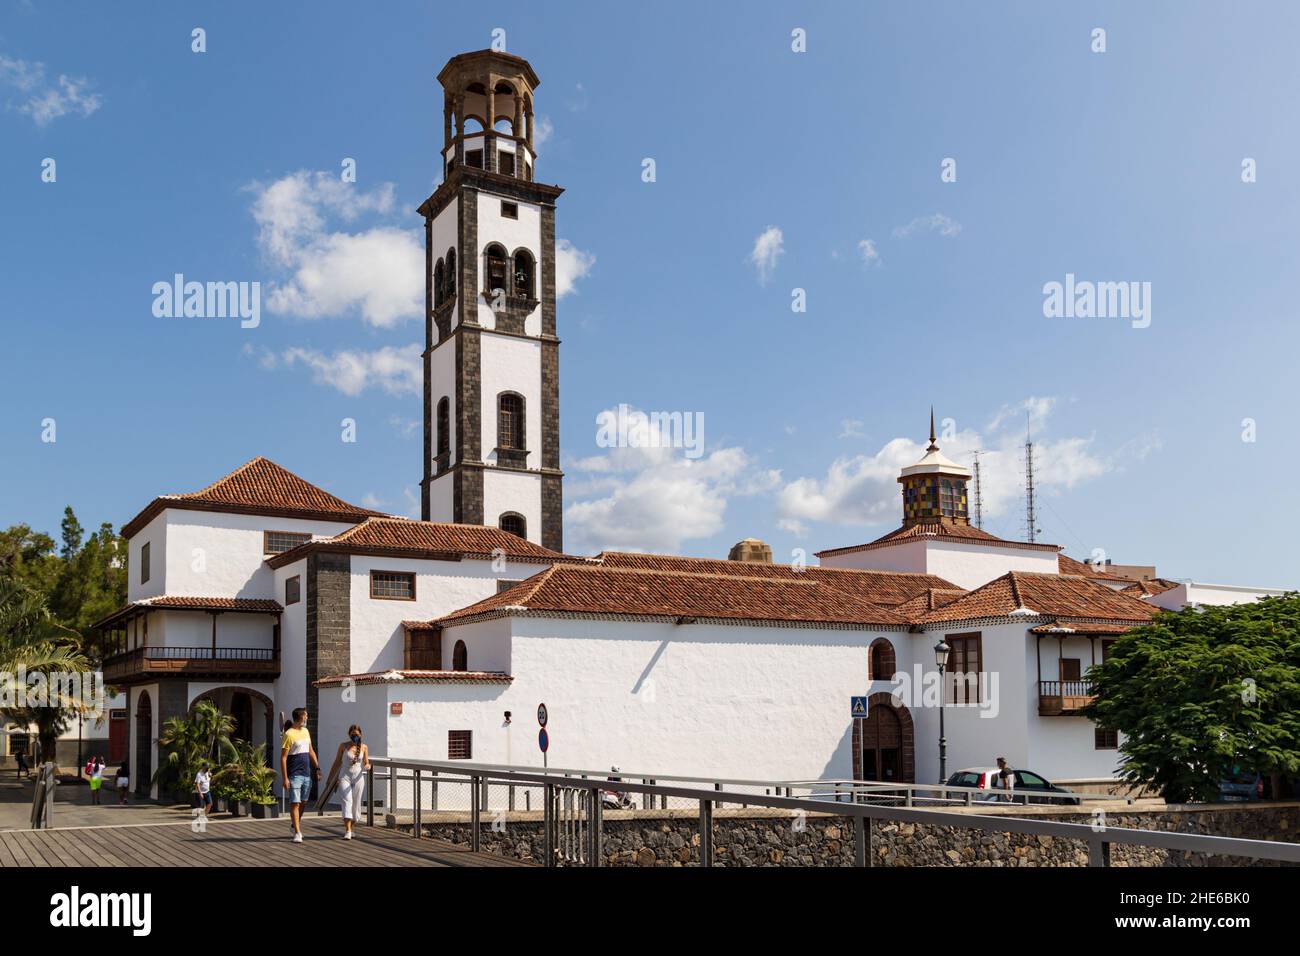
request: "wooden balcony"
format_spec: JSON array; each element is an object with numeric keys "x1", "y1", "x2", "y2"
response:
[
  {"x1": 103, "y1": 646, "x2": 279, "y2": 685},
  {"x1": 1038, "y1": 680, "x2": 1096, "y2": 716}
]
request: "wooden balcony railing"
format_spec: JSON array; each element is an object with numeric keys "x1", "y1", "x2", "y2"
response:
[
  {"x1": 1038, "y1": 679, "x2": 1096, "y2": 716},
  {"x1": 103, "y1": 646, "x2": 279, "y2": 684}
]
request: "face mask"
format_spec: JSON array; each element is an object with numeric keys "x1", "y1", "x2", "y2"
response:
[{"x1": 350, "y1": 735, "x2": 361, "y2": 744}]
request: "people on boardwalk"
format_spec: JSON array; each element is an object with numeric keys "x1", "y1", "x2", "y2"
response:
[
  {"x1": 280, "y1": 707, "x2": 321, "y2": 843},
  {"x1": 326, "y1": 724, "x2": 371, "y2": 840},
  {"x1": 195, "y1": 761, "x2": 213, "y2": 815},
  {"x1": 116, "y1": 761, "x2": 130, "y2": 804}
]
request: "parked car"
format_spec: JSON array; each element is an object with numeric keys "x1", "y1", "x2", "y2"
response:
[
  {"x1": 945, "y1": 767, "x2": 1082, "y2": 806},
  {"x1": 1218, "y1": 767, "x2": 1264, "y2": 802}
]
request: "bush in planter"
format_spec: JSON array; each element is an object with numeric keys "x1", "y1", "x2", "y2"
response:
[{"x1": 153, "y1": 700, "x2": 235, "y2": 805}]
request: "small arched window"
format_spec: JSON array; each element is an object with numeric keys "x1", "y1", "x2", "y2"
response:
[
  {"x1": 869, "y1": 639, "x2": 897, "y2": 682},
  {"x1": 436, "y1": 397, "x2": 450, "y2": 459},
  {"x1": 513, "y1": 250, "x2": 535, "y2": 299},
  {"x1": 497, "y1": 392, "x2": 525, "y2": 451},
  {"x1": 445, "y1": 248, "x2": 456, "y2": 299},
  {"x1": 499, "y1": 512, "x2": 527, "y2": 539},
  {"x1": 434, "y1": 259, "x2": 445, "y2": 307},
  {"x1": 484, "y1": 243, "x2": 508, "y2": 296},
  {"x1": 452, "y1": 639, "x2": 468, "y2": 672}
]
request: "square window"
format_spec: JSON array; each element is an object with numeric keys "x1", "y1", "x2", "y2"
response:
[
  {"x1": 1095, "y1": 727, "x2": 1119, "y2": 750},
  {"x1": 448, "y1": 730, "x2": 472, "y2": 760},
  {"x1": 501, "y1": 201, "x2": 518, "y2": 219}
]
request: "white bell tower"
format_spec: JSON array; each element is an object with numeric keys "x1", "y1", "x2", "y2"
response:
[{"x1": 419, "y1": 49, "x2": 564, "y2": 552}]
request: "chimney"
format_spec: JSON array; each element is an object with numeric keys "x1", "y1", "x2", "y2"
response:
[{"x1": 727, "y1": 538, "x2": 773, "y2": 564}]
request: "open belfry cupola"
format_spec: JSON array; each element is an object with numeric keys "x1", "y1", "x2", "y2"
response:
[
  {"x1": 438, "y1": 49, "x2": 541, "y2": 181},
  {"x1": 899, "y1": 409, "x2": 972, "y2": 528}
]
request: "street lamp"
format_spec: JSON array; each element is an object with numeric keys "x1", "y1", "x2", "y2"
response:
[{"x1": 934, "y1": 639, "x2": 951, "y2": 785}]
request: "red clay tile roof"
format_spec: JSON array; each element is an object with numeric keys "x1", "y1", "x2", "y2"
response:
[
  {"x1": 266, "y1": 516, "x2": 571, "y2": 568},
  {"x1": 435, "y1": 564, "x2": 909, "y2": 628},
  {"x1": 1028, "y1": 620, "x2": 1138, "y2": 635},
  {"x1": 816, "y1": 521, "x2": 1061, "y2": 557},
  {"x1": 916, "y1": 572, "x2": 1158, "y2": 626},
  {"x1": 1120, "y1": 578, "x2": 1180, "y2": 597},
  {"x1": 95, "y1": 596, "x2": 283, "y2": 628},
  {"x1": 315, "y1": 669, "x2": 513, "y2": 687},
  {"x1": 121, "y1": 456, "x2": 384, "y2": 537},
  {"x1": 1057, "y1": 554, "x2": 1139, "y2": 582},
  {"x1": 595, "y1": 551, "x2": 958, "y2": 607},
  {"x1": 893, "y1": 588, "x2": 968, "y2": 618}
]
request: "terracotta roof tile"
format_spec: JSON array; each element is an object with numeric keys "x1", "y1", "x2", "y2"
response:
[
  {"x1": 1121, "y1": 578, "x2": 1180, "y2": 597},
  {"x1": 1058, "y1": 554, "x2": 1138, "y2": 582},
  {"x1": 122, "y1": 456, "x2": 383, "y2": 537},
  {"x1": 595, "y1": 551, "x2": 958, "y2": 607},
  {"x1": 816, "y1": 521, "x2": 1061, "y2": 557},
  {"x1": 893, "y1": 588, "x2": 968, "y2": 619},
  {"x1": 267, "y1": 516, "x2": 572, "y2": 568},
  {"x1": 315, "y1": 669, "x2": 513, "y2": 687},
  {"x1": 435, "y1": 564, "x2": 909, "y2": 628},
  {"x1": 94, "y1": 596, "x2": 283, "y2": 628},
  {"x1": 1029, "y1": 621, "x2": 1138, "y2": 635},
  {"x1": 917, "y1": 572, "x2": 1158, "y2": 626}
]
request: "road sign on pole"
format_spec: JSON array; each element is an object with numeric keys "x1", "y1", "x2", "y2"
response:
[
  {"x1": 851, "y1": 696, "x2": 869, "y2": 719},
  {"x1": 538, "y1": 728, "x2": 549, "y2": 753},
  {"x1": 537, "y1": 703, "x2": 548, "y2": 727}
]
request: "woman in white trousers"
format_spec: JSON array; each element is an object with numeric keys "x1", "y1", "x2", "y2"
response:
[{"x1": 326, "y1": 724, "x2": 371, "y2": 839}]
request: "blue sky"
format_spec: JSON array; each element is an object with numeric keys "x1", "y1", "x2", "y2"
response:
[{"x1": 2, "y1": 1, "x2": 1298, "y2": 586}]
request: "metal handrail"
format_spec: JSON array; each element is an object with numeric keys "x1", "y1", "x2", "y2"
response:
[{"x1": 362, "y1": 756, "x2": 1300, "y2": 868}]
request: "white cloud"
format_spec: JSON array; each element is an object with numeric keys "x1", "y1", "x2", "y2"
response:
[
  {"x1": 748, "y1": 226, "x2": 784, "y2": 284},
  {"x1": 565, "y1": 407, "x2": 780, "y2": 554},
  {"x1": 252, "y1": 343, "x2": 421, "y2": 397},
  {"x1": 857, "y1": 239, "x2": 880, "y2": 266},
  {"x1": 892, "y1": 213, "x2": 962, "y2": 239},
  {"x1": 248, "y1": 170, "x2": 422, "y2": 328},
  {"x1": 0, "y1": 55, "x2": 101, "y2": 126},
  {"x1": 839, "y1": 419, "x2": 865, "y2": 439},
  {"x1": 534, "y1": 114, "x2": 554, "y2": 148},
  {"x1": 777, "y1": 399, "x2": 1120, "y2": 535},
  {"x1": 555, "y1": 239, "x2": 595, "y2": 299}
]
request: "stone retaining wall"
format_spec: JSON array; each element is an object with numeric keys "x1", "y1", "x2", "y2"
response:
[{"x1": 398, "y1": 802, "x2": 1299, "y2": 867}]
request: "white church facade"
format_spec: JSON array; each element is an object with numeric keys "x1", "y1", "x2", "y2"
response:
[{"x1": 94, "y1": 49, "x2": 1290, "y2": 800}]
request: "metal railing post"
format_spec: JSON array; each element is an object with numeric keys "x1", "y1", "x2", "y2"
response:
[
  {"x1": 543, "y1": 782, "x2": 555, "y2": 867},
  {"x1": 365, "y1": 764, "x2": 374, "y2": 827},
  {"x1": 1089, "y1": 838, "x2": 1112, "y2": 867},
  {"x1": 387, "y1": 764, "x2": 398, "y2": 826},
  {"x1": 700, "y1": 799, "x2": 714, "y2": 867},
  {"x1": 413, "y1": 769, "x2": 422, "y2": 838},
  {"x1": 589, "y1": 786, "x2": 603, "y2": 866},
  {"x1": 431, "y1": 771, "x2": 438, "y2": 812},
  {"x1": 470, "y1": 773, "x2": 481, "y2": 852}
]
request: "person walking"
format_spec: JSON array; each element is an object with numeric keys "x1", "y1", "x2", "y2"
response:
[
  {"x1": 115, "y1": 761, "x2": 130, "y2": 804},
  {"x1": 280, "y1": 708, "x2": 321, "y2": 844},
  {"x1": 194, "y1": 761, "x2": 213, "y2": 816},
  {"x1": 14, "y1": 751, "x2": 29, "y2": 780},
  {"x1": 995, "y1": 756, "x2": 1015, "y2": 803},
  {"x1": 326, "y1": 724, "x2": 371, "y2": 840}
]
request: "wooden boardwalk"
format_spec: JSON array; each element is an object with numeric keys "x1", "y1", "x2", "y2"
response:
[{"x1": 0, "y1": 815, "x2": 531, "y2": 868}]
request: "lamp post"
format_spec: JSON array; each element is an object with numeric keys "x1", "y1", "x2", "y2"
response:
[{"x1": 935, "y1": 639, "x2": 951, "y2": 784}]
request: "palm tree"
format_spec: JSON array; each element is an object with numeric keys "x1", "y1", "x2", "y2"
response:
[
  {"x1": 155, "y1": 700, "x2": 236, "y2": 799},
  {"x1": 0, "y1": 581, "x2": 91, "y2": 763}
]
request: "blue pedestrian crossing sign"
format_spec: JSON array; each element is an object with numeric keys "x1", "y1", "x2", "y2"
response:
[{"x1": 850, "y1": 696, "x2": 869, "y2": 719}]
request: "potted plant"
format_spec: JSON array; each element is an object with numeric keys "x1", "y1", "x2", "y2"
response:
[{"x1": 230, "y1": 787, "x2": 252, "y2": 817}]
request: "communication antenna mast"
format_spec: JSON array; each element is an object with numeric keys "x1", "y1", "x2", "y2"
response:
[
  {"x1": 971, "y1": 450, "x2": 985, "y2": 529},
  {"x1": 1024, "y1": 416, "x2": 1038, "y2": 543}
]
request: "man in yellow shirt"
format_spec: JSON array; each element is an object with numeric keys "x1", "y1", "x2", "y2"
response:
[{"x1": 281, "y1": 708, "x2": 321, "y2": 843}]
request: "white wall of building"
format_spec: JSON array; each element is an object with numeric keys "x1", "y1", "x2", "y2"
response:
[
  {"x1": 475, "y1": 195, "x2": 542, "y2": 335},
  {"x1": 1150, "y1": 581, "x2": 1291, "y2": 611},
  {"x1": 143, "y1": 510, "x2": 353, "y2": 600},
  {"x1": 127, "y1": 513, "x2": 167, "y2": 602},
  {"x1": 368, "y1": 615, "x2": 898, "y2": 784},
  {"x1": 273, "y1": 557, "x2": 308, "y2": 721},
  {"x1": 820, "y1": 539, "x2": 1059, "y2": 591}
]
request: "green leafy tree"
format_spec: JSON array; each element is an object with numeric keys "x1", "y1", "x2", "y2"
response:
[
  {"x1": 1086, "y1": 594, "x2": 1300, "y2": 802},
  {"x1": 59, "y1": 507, "x2": 84, "y2": 561},
  {"x1": 155, "y1": 700, "x2": 236, "y2": 799}
]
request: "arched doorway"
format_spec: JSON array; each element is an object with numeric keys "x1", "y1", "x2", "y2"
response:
[
  {"x1": 134, "y1": 691, "x2": 152, "y2": 796},
  {"x1": 855, "y1": 692, "x2": 915, "y2": 783},
  {"x1": 189, "y1": 687, "x2": 275, "y2": 754}
]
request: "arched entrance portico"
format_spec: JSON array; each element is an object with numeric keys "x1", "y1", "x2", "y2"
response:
[
  {"x1": 134, "y1": 691, "x2": 152, "y2": 796},
  {"x1": 189, "y1": 687, "x2": 275, "y2": 753},
  {"x1": 853, "y1": 692, "x2": 915, "y2": 783}
]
